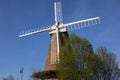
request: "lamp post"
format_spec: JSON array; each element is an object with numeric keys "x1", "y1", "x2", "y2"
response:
[{"x1": 20, "y1": 68, "x2": 24, "y2": 80}]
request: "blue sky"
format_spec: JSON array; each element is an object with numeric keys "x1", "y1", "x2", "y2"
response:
[{"x1": 0, "y1": 0, "x2": 120, "y2": 79}]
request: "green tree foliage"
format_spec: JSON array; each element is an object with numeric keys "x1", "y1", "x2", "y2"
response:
[
  {"x1": 57, "y1": 34, "x2": 120, "y2": 80},
  {"x1": 57, "y1": 34, "x2": 94, "y2": 80}
]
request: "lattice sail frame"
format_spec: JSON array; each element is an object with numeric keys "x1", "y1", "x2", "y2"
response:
[{"x1": 54, "y1": 2, "x2": 63, "y2": 23}]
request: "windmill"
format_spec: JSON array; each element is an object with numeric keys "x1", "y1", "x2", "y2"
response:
[{"x1": 19, "y1": 1, "x2": 100, "y2": 80}]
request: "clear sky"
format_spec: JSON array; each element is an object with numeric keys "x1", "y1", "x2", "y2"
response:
[{"x1": 0, "y1": 0, "x2": 120, "y2": 80}]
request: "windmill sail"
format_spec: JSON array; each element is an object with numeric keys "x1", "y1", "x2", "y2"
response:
[
  {"x1": 54, "y1": 2, "x2": 63, "y2": 23},
  {"x1": 19, "y1": 26, "x2": 51, "y2": 37},
  {"x1": 64, "y1": 17, "x2": 101, "y2": 31}
]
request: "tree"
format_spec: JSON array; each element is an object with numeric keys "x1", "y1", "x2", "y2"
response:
[
  {"x1": 84, "y1": 47, "x2": 120, "y2": 80},
  {"x1": 92, "y1": 47, "x2": 120, "y2": 80},
  {"x1": 57, "y1": 34, "x2": 120, "y2": 80},
  {"x1": 57, "y1": 34, "x2": 94, "y2": 80}
]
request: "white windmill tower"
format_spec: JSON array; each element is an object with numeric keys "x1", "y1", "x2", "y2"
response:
[{"x1": 19, "y1": 1, "x2": 100, "y2": 79}]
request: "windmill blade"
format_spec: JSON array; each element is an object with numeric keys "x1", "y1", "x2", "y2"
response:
[
  {"x1": 54, "y1": 2, "x2": 63, "y2": 23},
  {"x1": 64, "y1": 17, "x2": 101, "y2": 31},
  {"x1": 19, "y1": 26, "x2": 51, "y2": 37}
]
